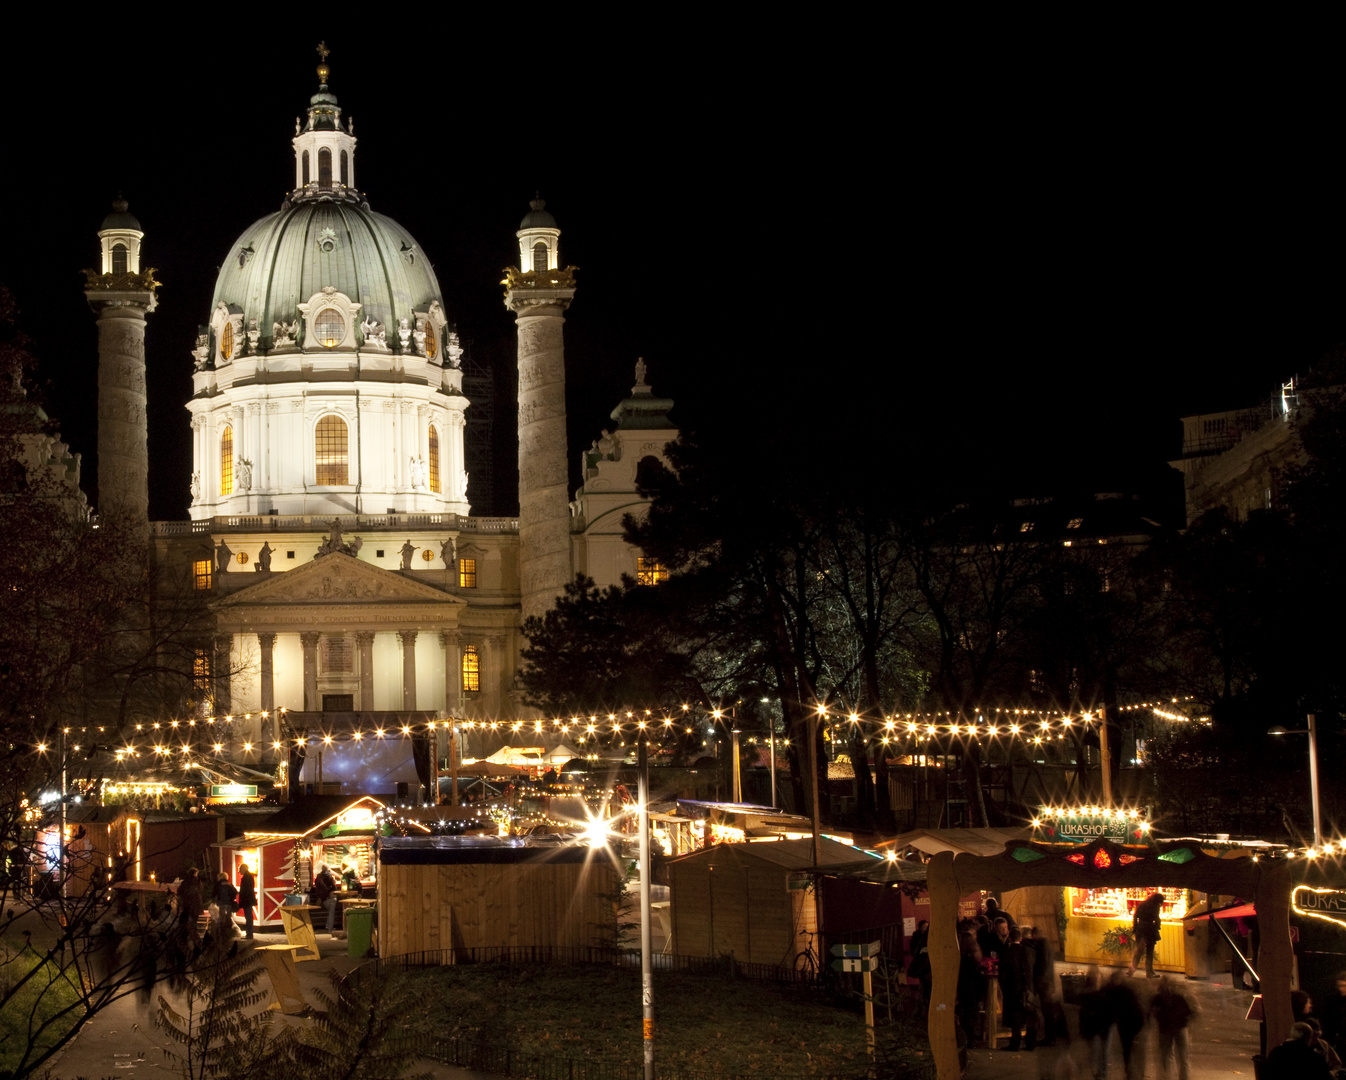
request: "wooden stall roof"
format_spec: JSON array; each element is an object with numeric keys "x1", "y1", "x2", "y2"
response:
[
  {"x1": 812, "y1": 857, "x2": 928, "y2": 885},
  {"x1": 877, "y1": 827, "x2": 1031, "y2": 858},
  {"x1": 668, "y1": 835, "x2": 861, "y2": 870},
  {"x1": 378, "y1": 836, "x2": 597, "y2": 865}
]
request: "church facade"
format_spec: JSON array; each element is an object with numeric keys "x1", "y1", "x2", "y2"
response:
[{"x1": 91, "y1": 58, "x2": 674, "y2": 753}]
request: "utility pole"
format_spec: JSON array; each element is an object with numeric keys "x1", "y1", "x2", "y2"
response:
[{"x1": 637, "y1": 732, "x2": 654, "y2": 1080}]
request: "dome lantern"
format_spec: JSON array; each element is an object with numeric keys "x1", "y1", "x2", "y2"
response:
[{"x1": 291, "y1": 42, "x2": 358, "y2": 204}]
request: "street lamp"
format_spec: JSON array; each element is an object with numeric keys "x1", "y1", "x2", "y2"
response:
[{"x1": 1269, "y1": 713, "x2": 1322, "y2": 848}]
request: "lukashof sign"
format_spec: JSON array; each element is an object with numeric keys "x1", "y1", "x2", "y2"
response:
[
  {"x1": 1034, "y1": 809, "x2": 1150, "y2": 845},
  {"x1": 1292, "y1": 886, "x2": 1346, "y2": 928}
]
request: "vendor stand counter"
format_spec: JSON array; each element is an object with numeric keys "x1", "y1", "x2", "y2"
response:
[{"x1": 1062, "y1": 885, "x2": 1188, "y2": 971}]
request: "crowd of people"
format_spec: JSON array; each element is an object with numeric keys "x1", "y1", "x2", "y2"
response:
[
  {"x1": 908, "y1": 894, "x2": 1200, "y2": 1078},
  {"x1": 905, "y1": 894, "x2": 1346, "y2": 1079}
]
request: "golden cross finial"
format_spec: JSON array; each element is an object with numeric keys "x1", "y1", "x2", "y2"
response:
[{"x1": 316, "y1": 41, "x2": 330, "y2": 63}]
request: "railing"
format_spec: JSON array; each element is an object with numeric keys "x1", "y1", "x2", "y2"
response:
[{"x1": 152, "y1": 513, "x2": 518, "y2": 536}]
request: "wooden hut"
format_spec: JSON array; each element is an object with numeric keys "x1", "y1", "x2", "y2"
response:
[
  {"x1": 213, "y1": 794, "x2": 387, "y2": 926},
  {"x1": 376, "y1": 836, "x2": 620, "y2": 958},
  {"x1": 37, "y1": 807, "x2": 221, "y2": 897},
  {"x1": 667, "y1": 836, "x2": 860, "y2": 968}
]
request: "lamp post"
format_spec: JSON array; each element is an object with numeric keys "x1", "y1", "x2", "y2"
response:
[{"x1": 1269, "y1": 714, "x2": 1322, "y2": 848}]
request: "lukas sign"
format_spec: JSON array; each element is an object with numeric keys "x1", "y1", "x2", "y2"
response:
[{"x1": 1035, "y1": 808, "x2": 1149, "y2": 845}]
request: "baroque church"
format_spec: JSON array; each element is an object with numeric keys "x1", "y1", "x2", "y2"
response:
[{"x1": 82, "y1": 56, "x2": 675, "y2": 777}]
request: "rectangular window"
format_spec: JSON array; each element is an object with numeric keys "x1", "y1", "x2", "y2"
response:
[
  {"x1": 193, "y1": 648, "x2": 211, "y2": 695},
  {"x1": 636, "y1": 557, "x2": 668, "y2": 586},
  {"x1": 459, "y1": 558, "x2": 477, "y2": 588},
  {"x1": 462, "y1": 645, "x2": 480, "y2": 693},
  {"x1": 193, "y1": 560, "x2": 212, "y2": 590}
]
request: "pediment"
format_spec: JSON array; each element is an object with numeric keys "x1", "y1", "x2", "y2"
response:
[{"x1": 217, "y1": 553, "x2": 464, "y2": 608}]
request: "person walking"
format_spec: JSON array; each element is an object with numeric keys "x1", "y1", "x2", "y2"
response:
[
  {"x1": 237, "y1": 864, "x2": 257, "y2": 939},
  {"x1": 1150, "y1": 975, "x2": 1197, "y2": 1080},
  {"x1": 1129, "y1": 892, "x2": 1164, "y2": 978}
]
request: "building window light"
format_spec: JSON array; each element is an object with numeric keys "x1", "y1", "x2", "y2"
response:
[
  {"x1": 462, "y1": 645, "x2": 480, "y2": 693},
  {"x1": 193, "y1": 560, "x2": 212, "y2": 591},
  {"x1": 637, "y1": 557, "x2": 668, "y2": 586},
  {"x1": 220, "y1": 427, "x2": 233, "y2": 496}
]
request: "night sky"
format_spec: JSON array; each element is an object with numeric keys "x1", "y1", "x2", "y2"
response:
[{"x1": 3, "y1": 28, "x2": 1344, "y2": 523}]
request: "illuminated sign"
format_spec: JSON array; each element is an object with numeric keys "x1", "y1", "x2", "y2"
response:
[
  {"x1": 1035, "y1": 810, "x2": 1148, "y2": 845},
  {"x1": 1293, "y1": 886, "x2": 1346, "y2": 928},
  {"x1": 210, "y1": 784, "x2": 257, "y2": 798}
]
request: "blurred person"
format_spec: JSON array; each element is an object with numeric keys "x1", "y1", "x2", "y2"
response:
[
  {"x1": 956, "y1": 932, "x2": 987, "y2": 1048},
  {"x1": 1149, "y1": 975, "x2": 1197, "y2": 1080},
  {"x1": 1078, "y1": 967, "x2": 1113, "y2": 1080},
  {"x1": 907, "y1": 919, "x2": 932, "y2": 1008},
  {"x1": 999, "y1": 926, "x2": 1040, "y2": 1051},
  {"x1": 1320, "y1": 972, "x2": 1346, "y2": 1052},
  {"x1": 986, "y1": 895, "x2": 1017, "y2": 928},
  {"x1": 1102, "y1": 969, "x2": 1145, "y2": 1079}
]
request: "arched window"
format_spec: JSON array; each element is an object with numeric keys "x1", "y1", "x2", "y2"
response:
[
  {"x1": 318, "y1": 148, "x2": 332, "y2": 188},
  {"x1": 111, "y1": 243, "x2": 128, "y2": 275},
  {"x1": 314, "y1": 414, "x2": 349, "y2": 485},
  {"x1": 428, "y1": 425, "x2": 440, "y2": 493},
  {"x1": 340, "y1": 149, "x2": 349, "y2": 186},
  {"x1": 220, "y1": 426, "x2": 234, "y2": 496},
  {"x1": 423, "y1": 320, "x2": 437, "y2": 359},
  {"x1": 314, "y1": 307, "x2": 345, "y2": 348},
  {"x1": 302, "y1": 150, "x2": 310, "y2": 186},
  {"x1": 532, "y1": 241, "x2": 548, "y2": 272},
  {"x1": 220, "y1": 321, "x2": 234, "y2": 361},
  {"x1": 462, "y1": 645, "x2": 480, "y2": 693}
]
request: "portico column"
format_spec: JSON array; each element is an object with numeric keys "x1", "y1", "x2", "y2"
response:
[
  {"x1": 483, "y1": 633, "x2": 504, "y2": 719},
  {"x1": 258, "y1": 632, "x2": 275, "y2": 717},
  {"x1": 355, "y1": 631, "x2": 375, "y2": 711},
  {"x1": 399, "y1": 630, "x2": 418, "y2": 711},
  {"x1": 213, "y1": 635, "x2": 233, "y2": 716},
  {"x1": 300, "y1": 632, "x2": 320, "y2": 711},
  {"x1": 440, "y1": 631, "x2": 461, "y2": 715}
]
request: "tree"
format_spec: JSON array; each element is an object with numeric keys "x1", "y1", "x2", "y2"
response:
[{"x1": 0, "y1": 289, "x2": 250, "y2": 1077}]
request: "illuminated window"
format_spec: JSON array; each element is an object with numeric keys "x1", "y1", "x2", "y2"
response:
[
  {"x1": 459, "y1": 558, "x2": 477, "y2": 588},
  {"x1": 111, "y1": 243, "x2": 128, "y2": 275},
  {"x1": 636, "y1": 557, "x2": 668, "y2": 586},
  {"x1": 424, "y1": 320, "x2": 437, "y2": 360},
  {"x1": 220, "y1": 426, "x2": 234, "y2": 496},
  {"x1": 314, "y1": 308, "x2": 345, "y2": 348},
  {"x1": 1067, "y1": 518, "x2": 1083, "y2": 529},
  {"x1": 315, "y1": 415, "x2": 349, "y2": 485},
  {"x1": 193, "y1": 560, "x2": 212, "y2": 591},
  {"x1": 220, "y1": 321, "x2": 234, "y2": 361},
  {"x1": 462, "y1": 645, "x2": 480, "y2": 693},
  {"x1": 340, "y1": 149, "x2": 349, "y2": 186},
  {"x1": 318, "y1": 147, "x2": 332, "y2": 188},
  {"x1": 302, "y1": 150, "x2": 310, "y2": 186},
  {"x1": 428, "y1": 425, "x2": 440, "y2": 493},
  {"x1": 532, "y1": 242, "x2": 548, "y2": 272},
  {"x1": 193, "y1": 648, "x2": 211, "y2": 693}
]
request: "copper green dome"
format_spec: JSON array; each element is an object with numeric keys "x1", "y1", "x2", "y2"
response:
[{"x1": 210, "y1": 201, "x2": 443, "y2": 350}]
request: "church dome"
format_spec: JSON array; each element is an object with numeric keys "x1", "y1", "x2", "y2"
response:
[
  {"x1": 519, "y1": 196, "x2": 556, "y2": 230},
  {"x1": 101, "y1": 197, "x2": 141, "y2": 232},
  {"x1": 210, "y1": 202, "x2": 443, "y2": 348}
]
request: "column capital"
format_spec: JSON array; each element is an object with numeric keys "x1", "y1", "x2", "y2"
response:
[
  {"x1": 300, "y1": 631, "x2": 321, "y2": 649},
  {"x1": 439, "y1": 630, "x2": 460, "y2": 650},
  {"x1": 398, "y1": 629, "x2": 419, "y2": 647},
  {"x1": 257, "y1": 631, "x2": 277, "y2": 649},
  {"x1": 354, "y1": 630, "x2": 376, "y2": 646}
]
